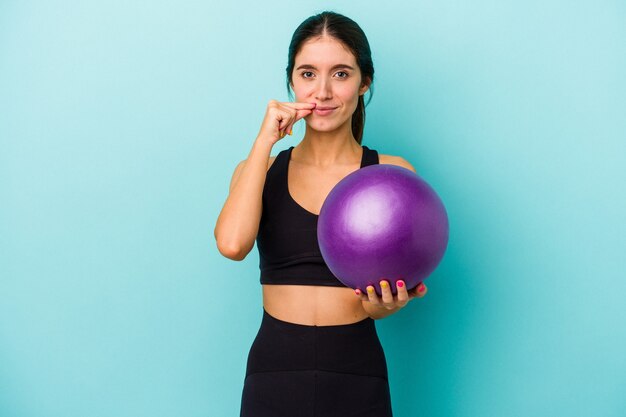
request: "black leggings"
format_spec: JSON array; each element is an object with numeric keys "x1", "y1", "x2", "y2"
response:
[{"x1": 240, "y1": 308, "x2": 393, "y2": 417}]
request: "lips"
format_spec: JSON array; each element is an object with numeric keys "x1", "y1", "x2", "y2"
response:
[{"x1": 313, "y1": 106, "x2": 338, "y2": 116}]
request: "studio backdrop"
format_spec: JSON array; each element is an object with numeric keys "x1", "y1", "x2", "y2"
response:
[{"x1": 1, "y1": 1, "x2": 624, "y2": 416}]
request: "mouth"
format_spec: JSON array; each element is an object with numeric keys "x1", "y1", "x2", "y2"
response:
[{"x1": 313, "y1": 106, "x2": 338, "y2": 116}]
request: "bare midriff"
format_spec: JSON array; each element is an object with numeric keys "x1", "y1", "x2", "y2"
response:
[{"x1": 262, "y1": 284, "x2": 369, "y2": 325}]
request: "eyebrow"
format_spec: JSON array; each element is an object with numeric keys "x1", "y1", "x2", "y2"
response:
[{"x1": 295, "y1": 64, "x2": 355, "y2": 71}]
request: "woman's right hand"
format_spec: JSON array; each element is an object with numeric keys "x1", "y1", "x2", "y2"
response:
[{"x1": 257, "y1": 99, "x2": 317, "y2": 144}]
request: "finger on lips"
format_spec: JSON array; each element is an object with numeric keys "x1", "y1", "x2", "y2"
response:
[
  {"x1": 283, "y1": 102, "x2": 317, "y2": 109},
  {"x1": 278, "y1": 102, "x2": 316, "y2": 137}
]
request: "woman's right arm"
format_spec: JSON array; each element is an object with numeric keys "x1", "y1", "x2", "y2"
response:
[
  {"x1": 214, "y1": 137, "x2": 274, "y2": 261},
  {"x1": 213, "y1": 100, "x2": 316, "y2": 261}
]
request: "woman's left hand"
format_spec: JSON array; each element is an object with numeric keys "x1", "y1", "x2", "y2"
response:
[{"x1": 355, "y1": 280, "x2": 427, "y2": 310}]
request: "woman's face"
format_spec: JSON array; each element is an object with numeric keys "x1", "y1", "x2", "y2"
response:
[{"x1": 291, "y1": 36, "x2": 369, "y2": 133}]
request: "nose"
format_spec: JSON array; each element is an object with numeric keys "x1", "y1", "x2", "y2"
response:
[{"x1": 314, "y1": 76, "x2": 332, "y2": 101}]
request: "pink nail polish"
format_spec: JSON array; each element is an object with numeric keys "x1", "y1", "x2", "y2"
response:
[{"x1": 397, "y1": 281, "x2": 404, "y2": 288}]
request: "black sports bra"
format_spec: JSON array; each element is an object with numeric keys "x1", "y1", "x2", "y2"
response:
[{"x1": 256, "y1": 145, "x2": 379, "y2": 286}]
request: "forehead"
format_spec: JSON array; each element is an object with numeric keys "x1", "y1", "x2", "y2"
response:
[{"x1": 295, "y1": 37, "x2": 356, "y2": 66}]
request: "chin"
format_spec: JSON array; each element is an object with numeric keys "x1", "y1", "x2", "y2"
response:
[
  {"x1": 308, "y1": 118, "x2": 350, "y2": 131},
  {"x1": 308, "y1": 125, "x2": 342, "y2": 134}
]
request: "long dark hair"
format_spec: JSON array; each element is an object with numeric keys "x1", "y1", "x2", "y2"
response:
[{"x1": 285, "y1": 11, "x2": 374, "y2": 145}]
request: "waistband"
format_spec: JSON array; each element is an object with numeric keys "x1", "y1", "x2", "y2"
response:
[
  {"x1": 246, "y1": 308, "x2": 388, "y2": 379},
  {"x1": 262, "y1": 307, "x2": 373, "y2": 330}
]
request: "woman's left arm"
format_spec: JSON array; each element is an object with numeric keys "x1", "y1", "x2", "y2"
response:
[{"x1": 357, "y1": 280, "x2": 427, "y2": 320}]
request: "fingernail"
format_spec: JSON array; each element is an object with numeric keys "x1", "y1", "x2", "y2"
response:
[
  {"x1": 397, "y1": 281, "x2": 404, "y2": 288},
  {"x1": 288, "y1": 129, "x2": 293, "y2": 135},
  {"x1": 355, "y1": 289, "x2": 361, "y2": 296},
  {"x1": 380, "y1": 281, "x2": 388, "y2": 288},
  {"x1": 367, "y1": 286, "x2": 374, "y2": 293},
  {"x1": 418, "y1": 283, "x2": 426, "y2": 292}
]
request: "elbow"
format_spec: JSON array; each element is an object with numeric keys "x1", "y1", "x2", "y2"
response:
[
  {"x1": 216, "y1": 241, "x2": 246, "y2": 261},
  {"x1": 214, "y1": 226, "x2": 253, "y2": 261},
  {"x1": 215, "y1": 236, "x2": 249, "y2": 261}
]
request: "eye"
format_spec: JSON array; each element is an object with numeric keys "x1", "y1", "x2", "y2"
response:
[{"x1": 300, "y1": 71, "x2": 349, "y2": 79}]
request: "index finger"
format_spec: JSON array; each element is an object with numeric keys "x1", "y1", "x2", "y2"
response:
[{"x1": 280, "y1": 101, "x2": 317, "y2": 109}]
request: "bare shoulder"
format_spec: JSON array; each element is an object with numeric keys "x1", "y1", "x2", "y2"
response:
[{"x1": 378, "y1": 153, "x2": 418, "y2": 174}]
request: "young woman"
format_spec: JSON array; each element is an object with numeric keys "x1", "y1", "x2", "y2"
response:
[{"x1": 214, "y1": 11, "x2": 428, "y2": 417}]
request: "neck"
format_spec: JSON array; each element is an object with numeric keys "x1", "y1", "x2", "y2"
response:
[{"x1": 296, "y1": 124, "x2": 362, "y2": 168}]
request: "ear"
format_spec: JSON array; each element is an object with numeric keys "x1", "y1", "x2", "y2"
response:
[{"x1": 359, "y1": 76, "x2": 371, "y2": 96}]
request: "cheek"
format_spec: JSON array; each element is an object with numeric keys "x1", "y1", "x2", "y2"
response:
[
  {"x1": 292, "y1": 83, "x2": 313, "y2": 98},
  {"x1": 336, "y1": 84, "x2": 361, "y2": 101}
]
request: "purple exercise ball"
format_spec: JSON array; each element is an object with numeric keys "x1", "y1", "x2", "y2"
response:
[{"x1": 317, "y1": 164, "x2": 449, "y2": 297}]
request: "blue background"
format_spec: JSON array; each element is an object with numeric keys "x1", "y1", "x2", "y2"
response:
[{"x1": 1, "y1": 1, "x2": 625, "y2": 416}]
